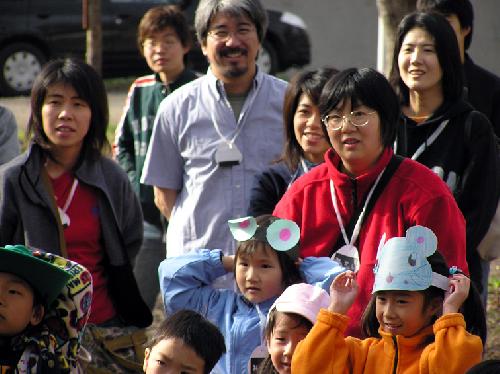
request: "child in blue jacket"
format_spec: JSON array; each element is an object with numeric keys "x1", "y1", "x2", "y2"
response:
[{"x1": 159, "y1": 215, "x2": 344, "y2": 374}]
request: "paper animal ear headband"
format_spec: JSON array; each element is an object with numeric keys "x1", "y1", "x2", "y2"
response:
[
  {"x1": 372, "y1": 225, "x2": 450, "y2": 293},
  {"x1": 228, "y1": 216, "x2": 300, "y2": 259}
]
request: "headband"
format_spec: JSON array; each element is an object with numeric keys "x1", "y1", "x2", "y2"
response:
[{"x1": 228, "y1": 216, "x2": 300, "y2": 259}]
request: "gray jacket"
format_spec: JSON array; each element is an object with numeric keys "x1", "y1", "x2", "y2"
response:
[{"x1": 0, "y1": 143, "x2": 152, "y2": 327}]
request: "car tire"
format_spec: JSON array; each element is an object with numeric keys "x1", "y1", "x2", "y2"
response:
[
  {"x1": 0, "y1": 42, "x2": 46, "y2": 96},
  {"x1": 257, "y1": 40, "x2": 278, "y2": 75}
]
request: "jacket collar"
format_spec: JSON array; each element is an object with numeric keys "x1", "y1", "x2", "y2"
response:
[
  {"x1": 325, "y1": 147, "x2": 393, "y2": 189},
  {"x1": 379, "y1": 323, "x2": 434, "y2": 356}
]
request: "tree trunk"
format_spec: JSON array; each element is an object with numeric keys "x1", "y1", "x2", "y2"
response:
[
  {"x1": 376, "y1": 0, "x2": 416, "y2": 77},
  {"x1": 85, "y1": 0, "x2": 102, "y2": 75}
]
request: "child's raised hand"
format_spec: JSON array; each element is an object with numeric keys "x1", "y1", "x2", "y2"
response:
[
  {"x1": 328, "y1": 271, "x2": 358, "y2": 315},
  {"x1": 443, "y1": 274, "x2": 470, "y2": 315}
]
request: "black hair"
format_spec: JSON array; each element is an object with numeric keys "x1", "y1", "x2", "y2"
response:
[
  {"x1": 137, "y1": 4, "x2": 192, "y2": 52},
  {"x1": 389, "y1": 11, "x2": 464, "y2": 106},
  {"x1": 280, "y1": 67, "x2": 338, "y2": 171},
  {"x1": 27, "y1": 58, "x2": 110, "y2": 163},
  {"x1": 319, "y1": 67, "x2": 400, "y2": 148},
  {"x1": 466, "y1": 360, "x2": 500, "y2": 374},
  {"x1": 416, "y1": 0, "x2": 474, "y2": 50},
  {"x1": 361, "y1": 250, "x2": 487, "y2": 345},
  {"x1": 146, "y1": 310, "x2": 226, "y2": 374},
  {"x1": 235, "y1": 215, "x2": 303, "y2": 290}
]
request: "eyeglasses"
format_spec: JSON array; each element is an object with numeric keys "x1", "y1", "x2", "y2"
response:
[
  {"x1": 322, "y1": 110, "x2": 376, "y2": 130},
  {"x1": 207, "y1": 27, "x2": 255, "y2": 43},
  {"x1": 143, "y1": 38, "x2": 179, "y2": 50}
]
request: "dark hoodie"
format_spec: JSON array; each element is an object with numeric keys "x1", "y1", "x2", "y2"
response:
[{"x1": 395, "y1": 98, "x2": 500, "y2": 291}]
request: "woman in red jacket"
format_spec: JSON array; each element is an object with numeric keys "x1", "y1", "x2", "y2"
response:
[{"x1": 273, "y1": 67, "x2": 468, "y2": 337}]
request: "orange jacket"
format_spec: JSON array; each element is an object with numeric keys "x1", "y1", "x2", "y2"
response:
[{"x1": 292, "y1": 309, "x2": 482, "y2": 374}]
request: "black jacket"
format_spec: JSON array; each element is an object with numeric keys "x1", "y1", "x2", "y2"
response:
[
  {"x1": 464, "y1": 54, "x2": 500, "y2": 138},
  {"x1": 395, "y1": 99, "x2": 500, "y2": 289}
]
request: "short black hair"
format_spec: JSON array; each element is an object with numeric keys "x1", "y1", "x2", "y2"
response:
[
  {"x1": 146, "y1": 310, "x2": 226, "y2": 374},
  {"x1": 416, "y1": 0, "x2": 474, "y2": 50},
  {"x1": 389, "y1": 12, "x2": 464, "y2": 106},
  {"x1": 27, "y1": 58, "x2": 110, "y2": 162},
  {"x1": 319, "y1": 67, "x2": 400, "y2": 148}
]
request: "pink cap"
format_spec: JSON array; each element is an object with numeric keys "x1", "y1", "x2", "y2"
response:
[{"x1": 270, "y1": 283, "x2": 330, "y2": 324}]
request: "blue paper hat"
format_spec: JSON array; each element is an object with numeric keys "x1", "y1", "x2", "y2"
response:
[
  {"x1": 372, "y1": 226, "x2": 449, "y2": 293},
  {"x1": 228, "y1": 216, "x2": 300, "y2": 259}
]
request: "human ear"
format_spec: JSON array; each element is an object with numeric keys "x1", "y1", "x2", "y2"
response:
[
  {"x1": 428, "y1": 297, "x2": 442, "y2": 317},
  {"x1": 30, "y1": 305, "x2": 45, "y2": 326},
  {"x1": 461, "y1": 26, "x2": 472, "y2": 38},
  {"x1": 143, "y1": 348, "x2": 151, "y2": 373}
]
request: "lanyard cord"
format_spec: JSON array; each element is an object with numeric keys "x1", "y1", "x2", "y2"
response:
[
  {"x1": 330, "y1": 168, "x2": 386, "y2": 247},
  {"x1": 61, "y1": 178, "x2": 78, "y2": 213},
  {"x1": 210, "y1": 80, "x2": 261, "y2": 147},
  {"x1": 394, "y1": 119, "x2": 449, "y2": 159}
]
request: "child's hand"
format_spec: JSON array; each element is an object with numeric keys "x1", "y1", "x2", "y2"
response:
[
  {"x1": 328, "y1": 271, "x2": 358, "y2": 315},
  {"x1": 443, "y1": 274, "x2": 470, "y2": 314},
  {"x1": 222, "y1": 255, "x2": 235, "y2": 272}
]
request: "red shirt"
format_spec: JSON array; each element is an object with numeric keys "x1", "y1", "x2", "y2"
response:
[
  {"x1": 274, "y1": 148, "x2": 468, "y2": 336},
  {"x1": 52, "y1": 172, "x2": 116, "y2": 324}
]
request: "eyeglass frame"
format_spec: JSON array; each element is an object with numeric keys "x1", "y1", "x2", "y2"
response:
[
  {"x1": 322, "y1": 110, "x2": 377, "y2": 131},
  {"x1": 206, "y1": 26, "x2": 256, "y2": 43}
]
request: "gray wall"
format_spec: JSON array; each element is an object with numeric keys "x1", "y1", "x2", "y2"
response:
[{"x1": 265, "y1": 0, "x2": 500, "y2": 77}]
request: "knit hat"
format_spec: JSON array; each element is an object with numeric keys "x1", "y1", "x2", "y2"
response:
[
  {"x1": 0, "y1": 245, "x2": 72, "y2": 306},
  {"x1": 269, "y1": 283, "x2": 330, "y2": 324}
]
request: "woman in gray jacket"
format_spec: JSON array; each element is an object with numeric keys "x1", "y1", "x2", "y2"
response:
[{"x1": 0, "y1": 58, "x2": 151, "y2": 371}]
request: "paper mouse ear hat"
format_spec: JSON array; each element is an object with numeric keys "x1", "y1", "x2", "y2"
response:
[
  {"x1": 372, "y1": 225, "x2": 449, "y2": 293},
  {"x1": 228, "y1": 216, "x2": 300, "y2": 259}
]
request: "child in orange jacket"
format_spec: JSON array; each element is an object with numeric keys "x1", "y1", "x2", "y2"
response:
[{"x1": 292, "y1": 225, "x2": 485, "y2": 374}]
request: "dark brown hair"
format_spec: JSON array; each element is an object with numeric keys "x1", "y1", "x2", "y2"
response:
[{"x1": 138, "y1": 5, "x2": 192, "y2": 54}]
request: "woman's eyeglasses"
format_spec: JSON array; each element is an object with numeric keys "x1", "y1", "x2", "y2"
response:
[{"x1": 322, "y1": 111, "x2": 376, "y2": 130}]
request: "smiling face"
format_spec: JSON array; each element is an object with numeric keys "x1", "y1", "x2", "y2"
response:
[
  {"x1": 201, "y1": 11, "x2": 259, "y2": 90},
  {"x1": 143, "y1": 27, "x2": 189, "y2": 83},
  {"x1": 326, "y1": 98, "x2": 384, "y2": 177},
  {"x1": 143, "y1": 337, "x2": 205, "y2": 374},
  {"x1": 267, "y1": 312, "x2": 310, "y2": 374},
  {"x1": 398, "y1": 27, "x2": 443, "y2": 98},
  {"x1": 41, "y1": 83, "x2": 91, "y2": 156},
  {"x1": 235, "y1": 243, "x2": 284, "y2": 304},
  {"x1": 375, "y1": 290, "x2": 440, "y2": 337},
  {"x1": 293, "y1": 93, "x2": 330, "y2": 164},
  {"x1": 0, "y1": 272, "x2": 44, "y2": 336}
]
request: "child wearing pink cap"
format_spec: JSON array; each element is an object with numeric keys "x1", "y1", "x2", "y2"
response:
[{"x1": 258, "y1": 283, "x2": 330, "y2": 374}]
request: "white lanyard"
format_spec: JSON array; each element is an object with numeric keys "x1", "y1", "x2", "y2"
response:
[
  {"x1": 210, "y1": 80, "x2": 261, "y2": 148},
  {"x1": 329, "y1": 168, "x2": 385, "y2": 247},
  {"x1": 61, "y1": 178, "x2": 78, "y2": 213},
  {"x1": 394, "y1": 119, "x2": 449, "y2": 160}
]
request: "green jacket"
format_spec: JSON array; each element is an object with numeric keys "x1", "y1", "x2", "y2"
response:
[{"x1": 114, "y1": 69, "x2": 198, "y2": 228}]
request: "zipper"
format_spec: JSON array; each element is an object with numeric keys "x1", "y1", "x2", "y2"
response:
[{"x1": 392, "y1": 335, "x2": 399, "y2": 374}]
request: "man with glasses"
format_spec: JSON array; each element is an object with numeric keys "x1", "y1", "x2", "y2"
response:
[
  {"x1": 114, "y1": 5, "x2": 198, "y2": 310},
  {"x1": 141, "y1": 0, "x2": 287, "y2": 279}
]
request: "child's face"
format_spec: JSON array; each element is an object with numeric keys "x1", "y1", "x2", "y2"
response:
[
  {"x1": 375, "y1": 290, "x2": 440, "y2": 337},
  {"x1": 235, "y1": 244, "x2": 284, "y2": 304},
  {"x1": 0, "y1": 272, "x2": 43, "y2": 336},
  {"x1": 267, "y1": 313, "x2": 310, "y2": 374},
  {"x1": 143, "y1": 337, "x2": 205, "y2": 374}
]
